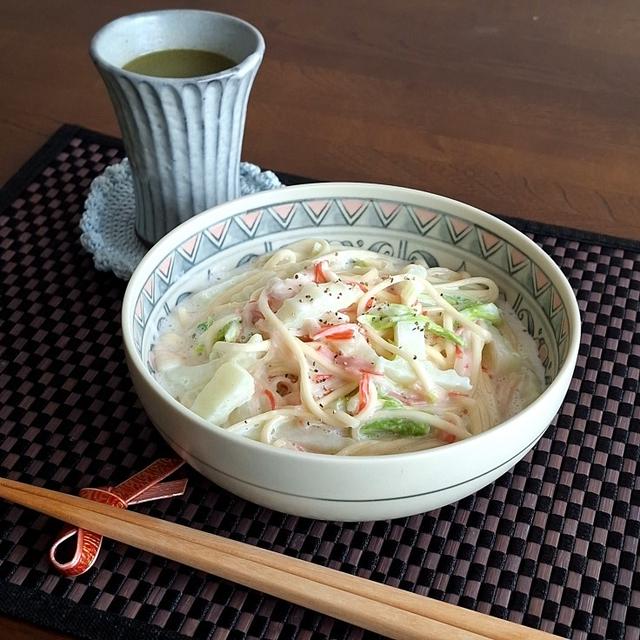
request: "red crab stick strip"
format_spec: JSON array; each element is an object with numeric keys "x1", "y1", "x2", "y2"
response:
[{"x1": 312, "y1": 324, "x2": 359, "y2": 341}]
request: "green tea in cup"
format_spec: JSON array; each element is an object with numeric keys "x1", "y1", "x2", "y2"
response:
[{"x1": 123, "y1": 48, "x2": 236, "y2": 78}]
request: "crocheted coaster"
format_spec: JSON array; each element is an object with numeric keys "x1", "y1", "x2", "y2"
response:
[{"x1": 79, "y1": 159, "x2": 282, "y2": 280}]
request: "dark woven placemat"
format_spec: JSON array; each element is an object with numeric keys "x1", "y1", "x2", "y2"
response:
[{"x1": 1, "y1": 125, "x2": 639, "y2": 640}]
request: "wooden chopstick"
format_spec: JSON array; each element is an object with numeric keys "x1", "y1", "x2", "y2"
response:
[{"x1": 0, "y1": 477, "x2": 561, "y2": 640}]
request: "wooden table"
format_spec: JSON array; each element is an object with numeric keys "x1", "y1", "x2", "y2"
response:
[{"x1": 1, "y1": 1, "x2": 639, "y2": 638}]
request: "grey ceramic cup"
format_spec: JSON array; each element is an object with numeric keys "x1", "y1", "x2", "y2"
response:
[{"x1": 90, "y1": 10, "x2": 264, "y2": 245}]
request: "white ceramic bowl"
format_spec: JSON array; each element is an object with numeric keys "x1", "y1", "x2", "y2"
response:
[{"x1": 122, "y1": 183, "x2": 580, "y2": 521}]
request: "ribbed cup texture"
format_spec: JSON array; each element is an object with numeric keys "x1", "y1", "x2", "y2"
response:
[{"x1": 100, "y1": 67, "x2": 259, "y2": 244}]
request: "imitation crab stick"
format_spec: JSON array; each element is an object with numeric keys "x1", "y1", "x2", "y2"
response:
[{"x1": 312, "y1": 324, "x2": 359, "y2": 341}]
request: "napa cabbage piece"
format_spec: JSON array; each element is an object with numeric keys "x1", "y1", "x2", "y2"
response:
[
  {"x1": 360, "y1": 417, "x2": 428, "y2": 438},
  {"x1": 441, "y1": 293, "x2": 478, "y2": 310},
  {"x1": 219, "y1": 319, "x2": 242, "y2": 342},
  {"x1": 162, "y1": 359, "x2": 221, "y2": 398},
  {"x1": 275, "y1": 281, "x2": 361, "y2": 329},
  {"x1": 382, "y1": 355, "x2": 472, "y2": 393},
  {"x1": 361, "y1": 303, "x2": 463, "y2": 345},
  {"x1": 423, "y1": 361, "x2": 472, "y2": 392},
  {"x1": 482, "y1": 324, "x2": 524, "y2": 376},
  {"x1": 398, "y1": 265, "x2": 427, "y2": 305},
  {"x1": 196, "y1": 314, "x2": 241, "y2": 354},
  {"x1": 268, "y1": 422, "x2": 353, "y2": 454},
  {"x1": 332, "y1": 329, "x2": 382, "y2": 369},
  {"x1": 191, "y1": 361, "x2": 255, "y2": 424},
  {"x1": 394, "y1": 320, "x2": 426, "y2": 359},
  {"x1": 378, "y1": 394, "x2": 404, "y2": 409},
  {"x1": 460, "y1": 303, "x2": 501, "y2": 324}
]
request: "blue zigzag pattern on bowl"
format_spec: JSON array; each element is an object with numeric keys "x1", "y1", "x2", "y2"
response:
[{"x1": 134, "y1": 197, "x2": 570, "y2": 382}]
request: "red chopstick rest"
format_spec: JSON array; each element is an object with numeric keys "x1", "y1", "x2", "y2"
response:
[{"x1": 49, "y1": 458, "x2": 187, "y2": 576}]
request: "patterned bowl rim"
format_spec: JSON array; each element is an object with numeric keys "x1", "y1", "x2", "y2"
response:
[{"x1": 122, "y1": 182, "x2": 581, "y2": 464}]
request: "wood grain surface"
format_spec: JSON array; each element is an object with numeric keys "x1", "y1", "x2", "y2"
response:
[
  {"x1": 3, "y1": 0, "x2": 640, "y2": 240},
  {"x1": 1, "y1": 1, "x2": 639, "y2": 639}
]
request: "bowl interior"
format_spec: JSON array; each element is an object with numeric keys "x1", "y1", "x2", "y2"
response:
[{"x1": 131, "y1": 190, "x2": 572, "y2": 388}]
